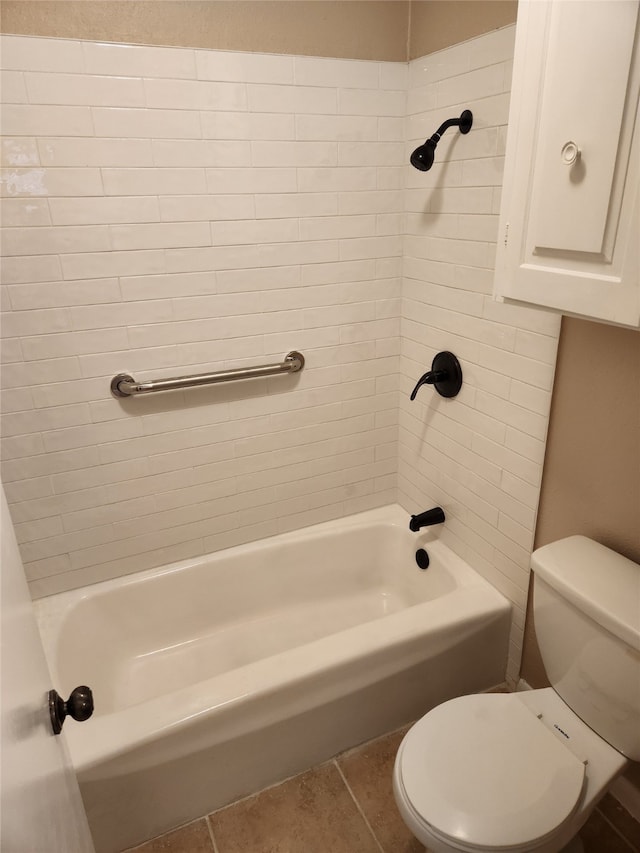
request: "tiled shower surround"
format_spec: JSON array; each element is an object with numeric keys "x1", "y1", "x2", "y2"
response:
[
  {"x1": 0, "y1": 26, "x2": 559, "y2": 681},
  {"x1": 399, "y1": 29, "x2": 561, "y2": 679}
]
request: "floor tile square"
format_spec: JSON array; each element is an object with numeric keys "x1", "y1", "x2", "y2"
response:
[{"x1": 209, "y1": 762, "x2": 381, "y2": 853}]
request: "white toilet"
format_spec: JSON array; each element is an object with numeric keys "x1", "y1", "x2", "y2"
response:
[{"x1": 393, "y1": 535, "x2": 640, "y2": 853}]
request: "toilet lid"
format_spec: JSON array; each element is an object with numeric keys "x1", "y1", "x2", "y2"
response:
[{"x1": 399, "y1": 694, "x2": 586, "y2": 850}]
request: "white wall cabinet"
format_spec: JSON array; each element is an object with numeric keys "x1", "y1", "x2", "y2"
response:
[{"x1": 494, "y1": 0, "x2": 640, "y2": 327}]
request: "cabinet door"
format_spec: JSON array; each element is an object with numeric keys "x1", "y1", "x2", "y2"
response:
[{"x1": 495, "y1": 0, "x2": 640, "y2": 327}]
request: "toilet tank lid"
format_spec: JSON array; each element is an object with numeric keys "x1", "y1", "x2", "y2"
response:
[{"x1": 532, "y1": 536, "x2": 640, "y2": 651}]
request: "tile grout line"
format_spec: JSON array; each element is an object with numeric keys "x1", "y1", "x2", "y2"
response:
[
  {"x1": 205, "y1": 814, "x2": 222, "y2": 853},
  {"x1": 121, "y1": 815, "x2": 210, "y2": 852},
  {"x1": 333, "y1": 758, "x2": 386, "y2": 853}
]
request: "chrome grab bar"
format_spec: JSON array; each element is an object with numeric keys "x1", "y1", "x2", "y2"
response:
[{"x1": 110, "y1": 351, "x2": 305, "y2": 398}]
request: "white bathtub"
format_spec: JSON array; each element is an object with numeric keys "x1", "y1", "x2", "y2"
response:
[{"x1": 35, "y1": 504, "x2": 511, "y2": 852}]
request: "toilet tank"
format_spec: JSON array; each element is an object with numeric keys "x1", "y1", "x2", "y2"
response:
[{"x1": 532, "y1": 535, "x2": 640, "y2": 761}]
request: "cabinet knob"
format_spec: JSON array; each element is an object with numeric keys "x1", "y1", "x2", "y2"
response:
[{"x1": 561, "y1": 141, "x2": 581, "y2": 166}]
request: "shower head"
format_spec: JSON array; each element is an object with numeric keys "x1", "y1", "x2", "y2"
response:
[
  {"x1": 410, "y1": 109, "x2": 473, "y2": 172},
  {"x1": 410, "y1": 138, "x2": 437, "y2": 171}
]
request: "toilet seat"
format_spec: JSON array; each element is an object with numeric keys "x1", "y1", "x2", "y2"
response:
[{"x1": 396, "y1": 694, "x2": 586, "y2": 851}]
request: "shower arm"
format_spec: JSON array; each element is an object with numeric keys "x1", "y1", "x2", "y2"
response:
[{"x1": 429, "y1": 116, "x2": 466, "y2": 143}]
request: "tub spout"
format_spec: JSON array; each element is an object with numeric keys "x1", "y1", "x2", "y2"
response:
[{"x1": 409, "y1": 507, "x2": 445, "y2": 532}]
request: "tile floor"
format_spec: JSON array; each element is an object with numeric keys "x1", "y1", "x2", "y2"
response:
[{"x1": 126, "y1": 726, "x2": 640, "y2": 853}]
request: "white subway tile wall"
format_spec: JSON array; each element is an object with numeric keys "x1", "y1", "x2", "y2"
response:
[
  {"x1": 0, "y1": 28, "x2": 560, "y2": 684},
  {"x1": 1, "y1": 35, "x2": 404, "y2": 598},
  {"x1": 400, "y1": 26, "x2": 560, "y2": 684}
]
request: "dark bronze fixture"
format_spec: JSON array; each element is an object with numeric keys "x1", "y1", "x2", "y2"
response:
[
  {"x1": 410, "y1": 507, "x2": 446, "y2": 532},
  {"x1": 410, "y1": 351, "x2": 462, "y2": 400},
  {"x1": 415, "y1": 548, "x2": 430, "y2": 569},
  {"x1": 410, "y1": 109, "x2": 473, "y2": 171},
  {"x1": 49, "y1": 686, "x2": 94, "y2": 735}
]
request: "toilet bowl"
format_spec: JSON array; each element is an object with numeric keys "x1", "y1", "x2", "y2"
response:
[
  {"x1": 393, "y1": 536, "x2": 640, "y2": 853},
  {"x1": 393, "y1": 688, "x2": 626, "y2": 853}
]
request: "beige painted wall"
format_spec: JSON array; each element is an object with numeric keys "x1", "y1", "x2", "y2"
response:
[
  {"x1": 0, "y1": 0, "x2": 411, "y2": 60},
  {"x1": 521, "y1": 316, "x2": 640, "y2": 688},
  {"x1": 409, "y1": 0, "x2": 517, "y2": 58},
  {"x1": 523, "y1": 318, "x2": 640, "y2": 794},
  {"x1": 1, "y1": 0, "x2": 516, "y2": 60}
]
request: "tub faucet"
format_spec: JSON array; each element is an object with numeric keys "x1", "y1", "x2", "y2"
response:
[{"x1": 409, "y1": 507, "x2": 445, "y2": 532}]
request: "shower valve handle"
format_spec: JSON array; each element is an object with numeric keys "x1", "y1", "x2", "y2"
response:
[
  {"x1": 410, "y1": 370, "x2": 447, "y2": 400},
  {"x1": 410, "y1": 351, "x2": 463, "y2": 400},
  {"x1": 49, "y1": 685, "x2": 94, "y2": 735}
]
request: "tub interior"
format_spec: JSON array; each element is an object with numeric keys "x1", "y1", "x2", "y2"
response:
[{"x1": 53, "y1": 522, "x2": 456, "y2": 715}]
